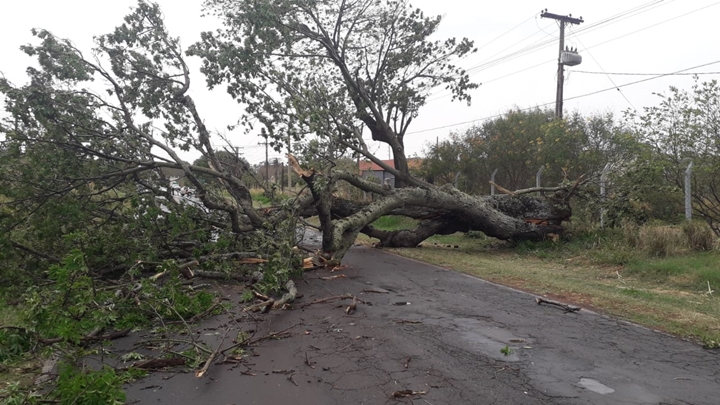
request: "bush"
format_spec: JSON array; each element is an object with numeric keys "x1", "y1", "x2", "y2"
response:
[
  {"x1": 638, "y1": 225, "x2": 685, "y2": 257},
  {"x1": 621, "y1": 220, "x2": 640, "y2": 249},
  {"x1": 682, "y1": 221, "x2": 716, "y2": 251}
]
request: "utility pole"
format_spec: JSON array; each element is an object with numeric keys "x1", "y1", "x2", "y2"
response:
[
  {"x1": 541, "y1": 10, "x2": 583, "y2": 119},
  {"x1": 258, "y1": 140, "x2": 269, "y2": 184},
  {"x1": 287, "y1": 135, "x2": 292, "y2": 190}
]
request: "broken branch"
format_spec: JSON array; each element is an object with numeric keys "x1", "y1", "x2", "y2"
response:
[
  {"x1": 196, "y1": 327, "x2": 231, "y2": 378},
  {"x1": 535, "y1": 297, "x2": 581, "y2": 312}
]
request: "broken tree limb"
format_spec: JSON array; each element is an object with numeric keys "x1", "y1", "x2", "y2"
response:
[
  {"x1": 299, "y1": 294, "x2": 366, "y2": 308},
  {"x1": 535, "y1": 297, "x2": 581, "y2": 312},
  {"x1": 150, "y1": 260, "x2": 198, "y2": 281},
  {"x1": 272, "y1": 280, "x2": 298, "y2": 308},
  {"x1": 39, "y1": 328, "x2": 132, "y2": 345},
  {"x1": 193, "y1": 270, "x2": 248, "y2": 281},
  {"x1": 196, "y1": 327, "x2": 231, "y2": 378},
  {"x1": 345, "y1": 297, "x2": 357, "y2": 314},
  {"x1": 489, "y1": 181, "x2": 516, "y2": 196},
  {"x1": 244, "y1": 298, "x2": 275, "y2": 313},
  {"x1": 133, "y1": 357, "x2": 186, "y2": 370},
  {"x1": 287, "y1": 153, "x2": 314, "y2": 178}
]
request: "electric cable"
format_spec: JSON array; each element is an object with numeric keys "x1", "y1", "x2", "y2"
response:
[{"x1": 408, "y1": 59, "x2": 720, "y2": 135}]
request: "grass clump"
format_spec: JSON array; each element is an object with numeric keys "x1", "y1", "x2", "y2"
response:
[
  {"x1": 637, "y1": 224, "x2": 685, "y2": 257},
  {"x1": 682, "y1": 221, "x2": 717, "y2": 252}
]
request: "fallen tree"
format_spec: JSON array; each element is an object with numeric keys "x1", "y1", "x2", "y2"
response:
[{"x1": 1, "y1": 0, "x2": 580, "y2": 289}]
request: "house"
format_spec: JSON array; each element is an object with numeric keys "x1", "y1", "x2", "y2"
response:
[{"x1": 358, "y1": 158, "x2": 423, "y2": 188}]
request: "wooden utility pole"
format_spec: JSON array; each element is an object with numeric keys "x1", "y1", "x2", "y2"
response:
[
  {"x1": 541, "y1": 10, "x2": 583, "y2": 119},
  {"x1": 258, "y1": 140, "x2": 269, "y2": 183}
]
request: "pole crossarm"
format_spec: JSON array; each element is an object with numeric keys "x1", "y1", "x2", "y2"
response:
[{"x1": 540, "y1": 11, "x2": 583, "y2": 25}]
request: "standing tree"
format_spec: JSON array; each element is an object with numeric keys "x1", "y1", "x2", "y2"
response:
[{"x1": 629, "y1": 78, "x2": 720, "y2": 234}]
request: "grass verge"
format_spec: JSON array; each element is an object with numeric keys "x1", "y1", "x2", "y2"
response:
[{"x1": 361, "y1": 217, "x2": 720, "y2": 347}]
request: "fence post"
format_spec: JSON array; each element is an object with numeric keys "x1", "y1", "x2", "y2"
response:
[
  {"x1": 600, "y1": 163, "x2": 610, "y2": 228},
  {"x1": 536, "y1": 166, "x2": 544, "y2": 188},
  {"x1": 490, "y1": 168, "x2": 498, "y2": 195},
  {"x1": 685, "y1": 160, "x2": 693, "y2": 220}
]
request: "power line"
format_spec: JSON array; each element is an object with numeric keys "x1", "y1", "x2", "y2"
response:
[
  {"x1": 425, "y1": 0, "x2": 718, "y2": 104},
  {"x1": 573, "y1": 70, "x2": 720, "y2": 76},
  {"x1": 461, "y1": 0, "x2": 672, "y2": 77},
  {"x1": 568, "y1": 26, "x2": 636, "y2": 110},
  {"x1": 408, "y1": 59, "x2": 720, "y2": 135}
]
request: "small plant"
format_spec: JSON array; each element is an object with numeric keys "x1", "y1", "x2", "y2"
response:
[
  {"x1": 703, "y1": 339, "x2": 719, "y2": 349},
  {"x1": 465, "y1": 230, "x2": 486, "y2": 239},
  {"x1": 239, "y1": 290, "x2": 254, "y2": 303},
  {"x1": 500, "y1": 345, "x2": 513, "y2": 356},
  {"x1": 52, "y1": 364, "x2": 126, "y2": 405},
  {"x1": 0, "y1": 328, "x2": 33, "y2": 363}
]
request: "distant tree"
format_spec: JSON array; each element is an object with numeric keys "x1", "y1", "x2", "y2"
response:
[{"x1": 628, "y1": 78, "x2": 720, "y2": 233}]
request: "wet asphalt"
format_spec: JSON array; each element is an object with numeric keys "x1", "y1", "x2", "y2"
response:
[{"x1": 122, "y1": 237, "x2": 719, "y2": 404}]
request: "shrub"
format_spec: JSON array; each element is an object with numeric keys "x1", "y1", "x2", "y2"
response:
[
  {"x1": 621, "y1": 220, "x2": 640, "y2": 249},
  {"x1": 682, "y1": 221, "x2": 716, "y2": 251},
  {"x1": 638, "y1": 225, "x2": 685, "y2": 257}
]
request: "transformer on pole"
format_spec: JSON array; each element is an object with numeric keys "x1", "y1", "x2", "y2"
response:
[{"x1": 540, "y1": 9, "x2": 584, "y2": 119}]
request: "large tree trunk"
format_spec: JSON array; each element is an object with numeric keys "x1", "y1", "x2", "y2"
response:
[
  {"x1": 290, "y1": 157, "x2": 572, "y2": 262},
  {"x1": 327, "y1": 186, "x2": 569, "y2": 259}
]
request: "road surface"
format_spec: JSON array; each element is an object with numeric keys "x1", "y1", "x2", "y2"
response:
[{"x1": 122, "y1": 242, "x2": 719, "y2": 404}]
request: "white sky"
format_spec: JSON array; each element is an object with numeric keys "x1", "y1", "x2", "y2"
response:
[{"x1": 2, "y1": 0, "x2": 719, "y2": 164}]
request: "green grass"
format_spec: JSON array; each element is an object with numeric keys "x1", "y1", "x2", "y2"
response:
[
  {"x1": 625, "y1": 253, "x2": 720, "y2": 290},
  {"x1": 370, "y1": 215, "x2": 418, "y2": 230}
]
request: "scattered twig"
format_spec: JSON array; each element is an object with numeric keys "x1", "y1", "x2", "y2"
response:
[
  {"x1": 193, "y1": 270, "x2": 248, "y2": 281},
  {"x1": 252, "y1": 290, "x2": 270, "y2": 301},
  {"x1": 39, "y1": 328, "x2": 131, "y2": 345},
  {"x1": 392, "y1": 390, "x2": 427, "y2": 398},
  {"x1": 320, "y1": 274, "x2": 347, "y2": 280},
  {"x1": 535, "y1": 297, "x2": 581, "y2": 312},
  {"x1": 345, "y1": 296, "x2": 358, "y2": 315},
  {"x1": 287, "y1": 374, "x2": 298, "y2": 386},
  {"x1": 196, "y1": 327, "x2": 231, "y2": 378},
  {"x1": 299, "y1": 294, "x2": 366, "y2": 308},
  {"x1": 221, "y1": 324, "x2": 299, "y2": 355},
  {"x1": 168, "y1": 298, "x2": 222, "y2": 325},
  {"x1": 304, "y1": 351, "x2": 315, "y2": 369},
  {"x1": 150, "y1": 260, "x2": 198, "y2": 281},
  {"x1": 362, "y1": 287, "x2": 391, "y2": 294}
]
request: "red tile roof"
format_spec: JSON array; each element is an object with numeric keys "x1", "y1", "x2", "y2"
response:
[{"x1": 358, "y1": 158, "x2": 423, "y2": 172}]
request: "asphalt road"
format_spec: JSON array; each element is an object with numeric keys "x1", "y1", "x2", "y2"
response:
[{"x1": 123, "y1": 242, "x2": 719, "y2": 404}]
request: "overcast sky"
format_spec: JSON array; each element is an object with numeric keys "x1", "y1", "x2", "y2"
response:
[{"x1": 2, "y1": 0, "x2": 719, "y2": 164}]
